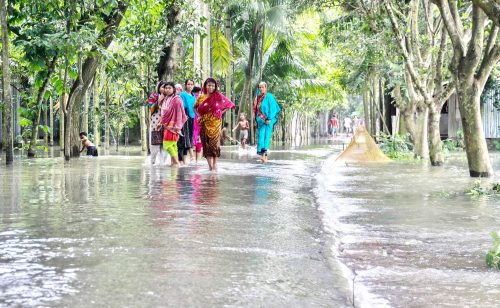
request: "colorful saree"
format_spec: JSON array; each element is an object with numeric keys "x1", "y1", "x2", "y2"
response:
[{"x1": 194, "y1": 86, "x2": 234, "y2": 158}]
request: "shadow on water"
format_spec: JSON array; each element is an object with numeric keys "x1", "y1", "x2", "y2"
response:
[{"x1": 0, "y1": 141, "x2": 351, "y2": 307}]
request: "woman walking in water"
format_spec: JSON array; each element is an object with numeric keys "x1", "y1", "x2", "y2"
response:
[
  {"x1": 146, "y1": 81, "x2": 167, "y2": 165},
  {"x1": 157, "y1": 81, "x2": 187, "y2": 167},
  {"x1": 253, "y1": 82, "x2": 281, "y2": 163},
  {"x1": 194, "y1": 78, "x2": 235, "y2": 171}
]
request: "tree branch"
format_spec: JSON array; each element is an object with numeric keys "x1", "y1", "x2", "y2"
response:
[
  {"x1": 485, "y1": 24, "x2": 498, "y2": 56},
  {"x1": 434, "y1": 26, "x2": 448, "y2": 95},
  {"x1": 463, "y1": 4, "x2": 487, "y2": 78},
  {"x1": 472, "y1": 0, "x2": 500, "y2": 27},
  {"x1": 385, "y1": 0, "x2": 430, "y2": 101},
  {"x1": 477, "y1": 43, "x2": 500, "y2": 90},
  {"x1": 431, "y1": 0, "x2": 465, "y2": 55}
]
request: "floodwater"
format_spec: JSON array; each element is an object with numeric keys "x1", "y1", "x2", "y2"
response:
[
  {"x1": 1, "y1": 143, "x2": 500, "y2": 307},
  {"x1": 0, "y1": 143, "x2": 351, "y2": 307},
  {"x1": 317, "y1": 152, "x2": 500, "y2": 307}
]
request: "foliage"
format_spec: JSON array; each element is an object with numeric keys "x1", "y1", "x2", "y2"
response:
[
  {"x1": 378, "y1": 132, "x2": 413, "y2": 159},
  {"x1": 442, "y1": 138, "x2": 464, "y2": 152},
  {"x1": 491, "y1": 140, "x2": 500, "y2": 151},
  {"x1": 486, "y1": 231, "x2": 500, "y2": 269},
  {"x1": 466, "y1": 180, "x2": 500, "y2": 198}
]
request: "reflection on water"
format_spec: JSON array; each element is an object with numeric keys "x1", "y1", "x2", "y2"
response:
[
  {"x1": 317, "y1": 153, "x2": 500, "y2": 307},
  {"x1": 0, "y1": 144, "x2": 350, "y2": 307}
]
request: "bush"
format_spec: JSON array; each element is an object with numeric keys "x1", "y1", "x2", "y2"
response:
[
  {"x1": 378, "y1": 133, "x2": 413, "y2": 159},
  {"x1": 466, "y1": 181, "x2": 500, "y2": 197}
]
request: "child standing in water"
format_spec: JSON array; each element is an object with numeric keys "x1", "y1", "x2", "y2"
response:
[
  {"x1": 79, "y1": 132, "x2": 98, "y2": 156},
  {"x1": 232, "y1": 113, "x2": 249, "y2": 149}
]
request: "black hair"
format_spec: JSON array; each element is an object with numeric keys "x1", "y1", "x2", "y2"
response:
[
  {"x1": 192, "y1": 86, "x2": 202, "y2": 93},
  {"x1": 164, "y1": 81, "x2": 176, "y2": 94},
  {"x1": 203, "y1": 77, "x2": 218, "y2": 90},
  {"x1": 156, "y1": 80, "x2": 165, "y2": 93},
  {"x1": 79, "y1": 132, "x2": 87, "y2": 137},
  {"x1": 223, "y1": 122, "x2": 228, "y2": 128},
  {"x1": 185, "y1": 79, "x2": 194, "y2": 86}
]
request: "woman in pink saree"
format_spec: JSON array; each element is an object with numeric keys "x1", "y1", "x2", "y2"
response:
[{"x1": 157, "y1": 81, "x2": 187, "y2": 167}]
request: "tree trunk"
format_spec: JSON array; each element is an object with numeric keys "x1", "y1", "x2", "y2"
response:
[
  {"x1": 82, "y1": 91, "x2": 89, "y2": 133},
  {"x1": 201, "y1": 2, "x2": 211, "y2": 80},
  {"x1": 93, "y1": 72, "x2": 100, "y2": 148},
  {"x1": 59, "y1": 66, "x2": 67, "y2": 151},
  {"x1": 362, "y1": 87, "x2": 371, "y2": 134},
  {"x1": 28, "y1": 55, "x2": 58, "y2": 157},
  {"x1": 43, "y1": 104, "x2": 49, "y2": 147},
  {"x1": 49, "y1": 97, "x2": 54, "y2": 146},
  {"x1": 224, "y1": 8, "x2": 234, "y2": 137},
  {"x1": 241, "y1": 19, "x2": 259, "y2": 144},
  {"x1": 59, "y1": 95, "x2": 65, "y2": 151},
  {"x1": 193, "y1": 0, "x2": 201, "y2": 80},
  {"x1": 414, "y1": 107, "x2": 429, "y2": 159},
  {"x1": 104, "y1": 83, "x2": 110, "y2": 149},
  {"x1": 458, "y1": 82, "x2": 493, "y2": 176},
  {"x1": 428, "y1": 103, "x2": 444, "y2": 165},
  {"x1": 157, "y1": 4, "x2": 181, "y2": 81},
  {"x1": 65, "y1": 2, "x2": 127, "y2": 159},
  {"x1": 0, "y1": 0, "x2": 13, "y2": 164},
  {"x1": 140, "y1": 107, "x2": 147, "y2": 151}
]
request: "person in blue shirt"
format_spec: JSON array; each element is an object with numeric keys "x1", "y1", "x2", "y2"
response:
[
  {"x1": 178, "y1": 79, "x2": 196, "y2": 164},
  {"x1": 253, "y1": 82, "x2": 281, "y2": 163}
]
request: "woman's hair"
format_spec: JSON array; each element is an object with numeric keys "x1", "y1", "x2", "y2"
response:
[
  {"x1": 164, "y1": 81, "x2": 176, "y2": 91},
  {"x1": 185, "y1": 79, "x2": 194, "y2": 86},
  {"x1": 156, "y1": 80, "x2": 165, "y2": 93},
  {"x1": 203, "y1": 78, "x2": 218, "y2": 92}
]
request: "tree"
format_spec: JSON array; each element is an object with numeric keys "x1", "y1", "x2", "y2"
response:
[
  {"x1": 64, "y1": 1, "x2": 128, "y2": 160},
  {"x1": 384, "y1": 0, "x2": 455, "y2": 165},
  {"x1": 0, "y1": 0, "x2": 13, "y2": 164},
  {"x1": 432, "y1": 0, "x2": 499, "y2": 177}
]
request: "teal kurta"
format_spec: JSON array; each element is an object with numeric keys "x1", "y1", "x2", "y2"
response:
[{"x1": 254, "y1": 92, "x2": 280, "y2": 154}]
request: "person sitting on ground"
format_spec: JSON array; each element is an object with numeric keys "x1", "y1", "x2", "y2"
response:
[
  {"x1": 233, "y1": 113, "x2": 249, "y2": 149},
  {"x1": 79, "y1": 132, "x2": 98, "y2": 156}
]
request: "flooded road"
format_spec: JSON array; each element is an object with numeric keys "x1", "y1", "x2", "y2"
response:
[
  {"x1": 2, "y1": 143, "x2": 500, "y2": 307},
  {"x1": 0, "y1": 145, "x2": 350, "y2": 307},
  {"x1": 317, "y1": 153, "x2": 500, "y2": 307}
]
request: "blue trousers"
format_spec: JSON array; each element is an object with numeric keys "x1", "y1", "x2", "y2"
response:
[{"x1": 257, "y1": 123, "x2": 274, "y2": 154}]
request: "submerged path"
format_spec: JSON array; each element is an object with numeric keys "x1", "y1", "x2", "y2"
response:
[{"x1": 0, "y1": 146, "x2": 350, "y2": 307}]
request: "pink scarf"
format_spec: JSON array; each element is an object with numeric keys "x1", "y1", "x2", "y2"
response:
[{"x1": 161, "y1": 95, "x2": 187, "y2": 131}]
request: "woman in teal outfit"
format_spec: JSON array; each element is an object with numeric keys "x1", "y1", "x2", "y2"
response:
[{"x1": 253, "y1": 82, "x2": 281, "y2": 163}]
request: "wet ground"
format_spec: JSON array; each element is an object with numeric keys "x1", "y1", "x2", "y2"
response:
[
  {"x1": 1, "y1": 142, "x2": 500, "y2": 307},
  {"x1": 0, "y1": 143, "x2": 350, "y2": 307},
  {"x1": 317, "y1": 152, "x2": 500, "y2": 307}
]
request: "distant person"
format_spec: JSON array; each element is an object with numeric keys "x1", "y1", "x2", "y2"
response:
[
  {"x1": 253, "y1": 82, "x2": 280, "y2": 163},
  {"x1": 221, "y1": 122, "x2": 230, "y2": 146},
  {"x1": 233, "y1": 113, "x2": 249, "y2": 149},
  {"x1": 352, "y1": 114, "x2": 360, "y2": 134},
  {"x1": 329, "y1": 114, "x2": 339, "y2": 137},
  {"x1": 194, "y1": 77, "x2": 235, "y2": 171},
  {"x1": 79, "y1": 132, "x2": 98, "y2": 156},
  {"x1": 175, "y1": 83, "x2": 183, "y2": 95},
  {"x1": 344, "y1": 116, "x2": 352, "y2": 136}
]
